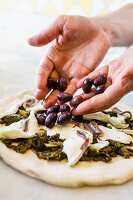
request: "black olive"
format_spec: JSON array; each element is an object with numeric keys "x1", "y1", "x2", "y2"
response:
[
  {"x1": 93, "y1": 75, "x2": 107, "y2": 87},
  {"x1": 47, "y1": 105, "x2": 60, "y2": 115},
  {"x1": 45, "y1": 113, "x2": 57, "y2": 128},
  {"x1": 58, "y1": 77, "x2": 67, "y2": 92},
  {"x1": 36, "y1": 114, "x2": 46, "y2": 125},
  {"x1": 82, "y1": 78, "x2": 92, "y2": 93},
  {"x1": 70, "y1": 95, "x2": 83, "y2": 108},
  {"x1": 57, "y1": 111, "x2": 72, "y2": 125},
  {"x1": 95, "y1": 85, "x2": 105, "y2": 94},
  {"x1": 57, "y1": 92, "x2": 73, "y2": 102},
  {"x1": 47, "y1": 77, "x2": 59, "y2": 90},
  {"x1": 60, "y1": 104, "x2": 70, "y2": 112},
  {"x1": 72, "y1": 115, "x2": 83, "y2": 122}
]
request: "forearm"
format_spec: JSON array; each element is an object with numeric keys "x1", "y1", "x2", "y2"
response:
[{"x1": 94, "y1": 3, "x2": 133, "y2": 47}]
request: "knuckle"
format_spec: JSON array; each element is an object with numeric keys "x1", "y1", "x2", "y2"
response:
[{"x1": 56, "y1": 15, "x2": 67, "y2": 24}]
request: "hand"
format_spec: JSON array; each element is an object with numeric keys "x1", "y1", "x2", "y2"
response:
[
  {"x1": 72, "y1": 45, "x2": 133, "y2": 115},
  {"x1": 28, "y1": 15, "x2": 110, "y2": 108}
]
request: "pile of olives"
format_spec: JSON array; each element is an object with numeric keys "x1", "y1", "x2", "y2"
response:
[
  {"x1": 82, "y1": 75, "x2": 107, "y2": 94},
  {"x1": 36, "y1": 75, "x2": 107, "y2": 128}
]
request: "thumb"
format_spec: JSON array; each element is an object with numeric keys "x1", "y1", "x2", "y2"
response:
[{"x1": 28, "y1": 15, "x2": 66, "y2": 47}]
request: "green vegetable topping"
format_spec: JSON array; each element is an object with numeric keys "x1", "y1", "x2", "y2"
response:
[
  {"x1": 0, "y1": 107, "x2": 29, "y2": 126},
  {"x1": 80, "y1": 140, "x2": 133, "y2": 162},
  {"x1": 1, "y1": 132, "x2": 66, "y2": 161}
]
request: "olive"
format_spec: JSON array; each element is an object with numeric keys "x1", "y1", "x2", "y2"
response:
[
  {"x1": 60, "y1": 104, "x2": 70, "y2": 112},
  {"x1": 57, "y1": 111, "x2": 72, "y2": 125},
  {"x1": 82, "y1": 78, "x2": 92, "y2": 93},
  {"x1": 93, "y1": 75, "x2": 107, "y2": 87},
  {"x1": 57, "y1": 92, "x2": 73, "y2": 102},
  {"x1": 47, "y1": 105, "x2": 60, "y2": 115},
  {"x1": 47, "y1": 77, "x2": 59, "y2": 90},
  {"x1": 45, "y1": 113, "x2": 57, "y2": 128},
  {"x1": 57, "y1": 99, "x2": 64, "y2": 105},
  {"x1": 70, "y1": 95, "x2": 83, "y2": 108},
  {"x1": 95, "y1": 85, "x2": 105, "y2": 94},
  {"x1": 58, "y1": 77, "x2": 67, "y2": 92},
  {"x1": 72, "y1": 115, "x2": 83, "y2": 122},
  {"x1": 36, "y1": 114, "x2": 46, "y2": 125}
]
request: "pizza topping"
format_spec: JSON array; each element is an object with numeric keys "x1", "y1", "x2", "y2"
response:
[
  {"x1": 1, "y1": 114, "x2": 23, "y2": 126},
  {"x1": 112, "y1": 107, "x2": 132, "y2": 119},
  {"x1": 0, "y1": 94, "x2": 34, "y2": 118},
  {"x1": 111, "y1": 107, "x2": 122, "y2": 114},
  {"x1": 47, "y1": 105, "x2": 60, "y2": 115},
  {"x1": 72, "y1": 115, "x2": 83, "y2": 122},
  {"x1": 57, "y1": 111, "x2": 72, "y2": 125},
  {"x1": 121, "y1": 129, "x2": 133, "y2": 135},
  {"x1": 70, "y1": 95, "x2": 83, "y2": 108},
  {"x1": 83, "y1": 112, "x2": 129, "y2": 129},
  {"x1": 80, "y1": 139, "x2": 90, "y2": 150},
  {"x1": 0, "y1": 111, "x2": 39, "y2": 139},
  {"x1": 23, "y1": 98, "x2": 36, "y2": 109},
  {"x1": 1, "y1": 92, "x2": 133, "y2": 166},
  {"x1": 99, "y1": 125, "x2": 133, "y2": 144},
  {"x1": 76, "y1": 130, "x2": 88, "y2": 140},
  {"x1": 80, "y1": 140, "x2": 133, "y2": 162},
  {"x1": 21, "y1": 119, "x2": 29, "y2": 132},
  {"x1": 60, "y1": 104, "x2": 71, "y2": 112},
  {"x1": 90, "y1": 140, "x2": 109, "y2": 152},
  {"x1": 36, "y1": 114, "x2": 46, "y2": 125},
  {"x1": 57, "y1": 92, "x2": 73, "y2": 103},
  {"x1": 63, "y1": 129, "x2": 92, "y2": 166},
  {"x1": 84, "y1": 122, "x2": 103, "y2": 136},
  {"x1": 45, "y1": 113, "x2": 57, "y2": 128}
]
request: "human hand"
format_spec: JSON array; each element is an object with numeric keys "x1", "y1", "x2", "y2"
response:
[
  {"x1": 72, "y1": 45, "x2": 133, "y2": 115},
  {"x1": 28, "y1": 15, "x2": 111, "y2": 108}
]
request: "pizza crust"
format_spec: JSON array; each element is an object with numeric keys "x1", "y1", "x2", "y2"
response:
[
  {"x1": 0, "y1": 90, "x2": 133, "y2": 187},
  {"x1": 0, "y1": 141, "x2": 133, "y2": 187}
]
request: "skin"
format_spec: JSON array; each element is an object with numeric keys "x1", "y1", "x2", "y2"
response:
[
  {"x1": 28, "y1": 15, "x2": 111, "y2": 108},
  {"x1": 28, "y1": 4, "x2": 133, "y2": 114},
  {"x1": 73, "y1": 45, "x2": 133, "y2": 115}
]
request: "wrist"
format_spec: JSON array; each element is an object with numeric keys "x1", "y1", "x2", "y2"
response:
[{"x1": 93, "y1": 16, "x2": 120, "y2": 47}]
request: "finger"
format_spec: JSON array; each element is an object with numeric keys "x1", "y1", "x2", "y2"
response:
[
  {"x1": 43, "y1": 78, "x2": 78, "y2": 108},
  {"x1": 36, "y1": 56, "x2": 54, "y2": 90},
  {"x1": 35, "y1": 68, "x2": 59, "y2": 100},
  {"x1": 80, "y1": 89, "x2": 95, "y2": 101},
  {"x1": 72, "y1": 83, "x2": 123, "y2": 115},
  {"x1": 43, "y1": 90, "x2": 59, "y2": 109},
  {"x1": 65, "y1": 78, "x2": 79, "y2": 95},
  {"x1": 77, "y1": 65, "x2": 108, "y2": 88},
  {"x1": 28, "y1": 16, "x2": 66, "y2": 47},
  {"x1": 34, "y1": 88, "x2": 50, "y2": 100}
]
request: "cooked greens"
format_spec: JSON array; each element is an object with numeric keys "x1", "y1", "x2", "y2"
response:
[
  {"x1": 1, "y1": 132, "x2": 133, "y2": 162},
  {"x1": 0, "y1": 107, "x2": 29, "y2": 126},
  {"x1": 0, "y1": 103, "x2": 133, "y2": 164},
  {"x1": 1, "y1": 132, "x2": 66, "y2": 161},
  {"x1": 80, "y1": 140, "x2": 133, "y2": 162}
]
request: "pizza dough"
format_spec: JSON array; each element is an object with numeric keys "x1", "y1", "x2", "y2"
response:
[{"x1": 0, "y1": 91, "x2": 133, "y2": 187}]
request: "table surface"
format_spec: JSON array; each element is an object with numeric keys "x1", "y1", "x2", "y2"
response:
[{"x1": 0, "y1": 10, "x2": 133, "y2": 200}]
